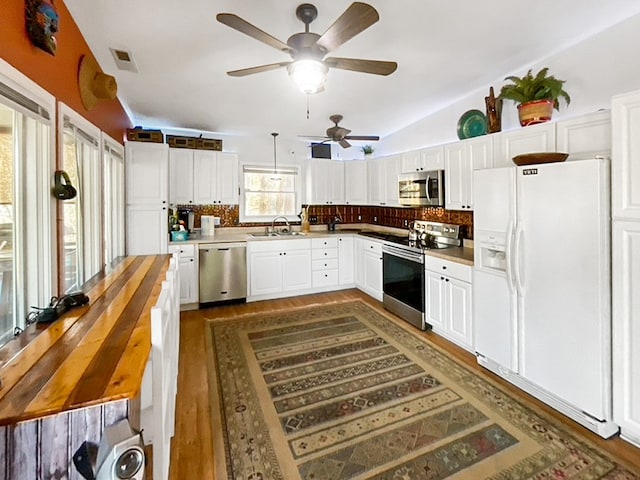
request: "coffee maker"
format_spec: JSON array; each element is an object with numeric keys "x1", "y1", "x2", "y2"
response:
[{"x1": 178, "y1": 209, "x2": 195, "y2": 232}]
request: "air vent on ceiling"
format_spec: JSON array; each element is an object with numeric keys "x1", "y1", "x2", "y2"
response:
[{"x1": 109, "y1": 48, "x2": 138, "y2": 73}]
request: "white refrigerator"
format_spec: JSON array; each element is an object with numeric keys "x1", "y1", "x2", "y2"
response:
[{"x1": 473, "y1": 158, "x2": 618, "y2": 438}]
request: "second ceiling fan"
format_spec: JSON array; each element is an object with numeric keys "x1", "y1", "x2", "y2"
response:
[
  {"x1": 216, "y1": 2, "x2": 398, "y2": 94},
  {"x1": 306, "y1": 114, "x2": 380, "y2": 148}
]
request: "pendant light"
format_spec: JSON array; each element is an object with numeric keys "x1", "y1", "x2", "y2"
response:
[{"x1": 271, "y1": 132, "x2": 281, "y2": 181}]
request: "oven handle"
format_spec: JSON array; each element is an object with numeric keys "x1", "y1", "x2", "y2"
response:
[{"x1": 382, "y1": 244, "x2": 424, "y2": 263}]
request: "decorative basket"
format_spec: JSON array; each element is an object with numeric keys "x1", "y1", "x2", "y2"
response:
[
  {"x1": 170, "y1": 230, "x2": 189, "y2": 241},
  {"x1": 166, "y1": 135, "x2": 197, "y2": 149},
  {"x1": 517, "y1": 100, "x2": 554, "y2": 127},
  {"x1": 126, "y1": 128, "x2": 164, "y2": 143}
]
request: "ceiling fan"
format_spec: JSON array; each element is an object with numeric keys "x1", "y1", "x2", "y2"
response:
[
  {"x1": 216, "y1": 2, "x2": 397, "y2": 94},
  {"x1": 305, "y1": 114, "x2": 380, "y2": 148}
]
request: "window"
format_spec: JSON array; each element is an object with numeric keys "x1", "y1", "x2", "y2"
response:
[
  {"x1": 0, "y1": 59, "x2": 55, "y2": 345},
  {"x1": 59, "y1": 104, "x2": 101, "y2": 292},
  {"x1": 103, "y1": 135, "x2": 125, "y2": 265},
  {"x1": 241, "y1": 165, "x2": 300, "y2": 222}
]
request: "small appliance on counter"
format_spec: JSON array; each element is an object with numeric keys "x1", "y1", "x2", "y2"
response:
[
  {"x1": 178, "y1": 209, "x2": 195, "y2": 232},
  {"x1": 200, "y1": 215, "x2": 218, "y2": 236}
]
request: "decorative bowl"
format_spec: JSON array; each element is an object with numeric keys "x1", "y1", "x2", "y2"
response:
[{"x1": 512, "y1": 152, "x2": 569, "y2": 166}]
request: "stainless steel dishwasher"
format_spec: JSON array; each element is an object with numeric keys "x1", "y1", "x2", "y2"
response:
[{"x1": 198, "y1": 242, "x2": 247, "y2": 304}]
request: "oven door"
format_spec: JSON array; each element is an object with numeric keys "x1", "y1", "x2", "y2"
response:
[{"x1": 382, "y1": 244, "x2": 425, "y2": 330}]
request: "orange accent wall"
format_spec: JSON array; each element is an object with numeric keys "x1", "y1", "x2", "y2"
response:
[{"x1": 0, "y1": 0, "x2": 132, "y2": 142}]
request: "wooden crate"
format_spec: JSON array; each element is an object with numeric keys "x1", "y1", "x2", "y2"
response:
[
  {"x1": 126, "y1": 128, "x2": 163, "y2": 143},
  {"x1": 166, "y1": 135, "x2": 197, "y2": 149}
]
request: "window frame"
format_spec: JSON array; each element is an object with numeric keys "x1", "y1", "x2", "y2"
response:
[
  {"x1": 102, "y1": 133, "x2": 125, "y2": 265},
  {"x1": 0, "y1": 57, "x2": 56, "y2": 341},
  {"x1": 239, "y1": 162, "x2": 301, "y2": 224}
]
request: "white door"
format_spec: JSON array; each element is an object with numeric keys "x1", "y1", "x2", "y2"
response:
[
  {"x1": 169, "y1": 148, "x2": 194, "y2": 205},
  {"x1": 612, "y1": 89, "x2": 640, "y2": 220},
  {"x1": 282, "y1": 249, "x2": 312, "y2": 292},
  {"x1": 344, "y1": 161, "x2": 367, "y2": 204},
  {"x1": 383, "y1": 155, "x2": 401, "y2": 206},
  {"x1": 612, "y1": 220, "x2": 640, "y2": 443},
  {"x1": 517, "y1": 159, "x2": 610, "y2": 419},
  {"x1": 367, "y1": 159, "x2": 384, "y2": 206},
  {"x1": 179, "y1": 256, "x2": 197, "y2": 304},
  {"x1": 125, "y1": 142, "x2": 168, "y2": 205},
  {"x1": 444, "y1": 142, "x2": 465, "y2": 210},
  {"x1": 446, "y1": 278, "x2": 472, "y2": 350},
  {"x1": 126, "y1": 205, "x2": 168, "y2": 255},
  {"x1": 473, "y1": 167, "x2": 515, "y2": 235},
  {"x1": 466, "y1": 136, "x2": 493, "y2": 209},
  {"x1": 249, "y1": 251, "x2": 283, "y2": 296},
  {"x1": 193, "y1": 150, "x2": 217, "y2": 204},
  {"x1": 338, "y1": 236, "x2": 355, "y2": 285},
  {"x1": 425, "y1": 270, "x2": 445, "y2": 330},
  {"x1": 494, "y1": 122, "x2": 556, "y2": 168},
  {"x1": 362, "y1": 251, "x2": 382, "y2": 300},
  {"x1": 217, "y1": 153, "x2": 239, "y2": 205}
]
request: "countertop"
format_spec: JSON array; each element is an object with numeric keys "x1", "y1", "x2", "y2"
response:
[
  {"x1": 171, "y1": 226, "x2": 474, "y2": 266},
  {"x1": 0, "y1": 255, "x2": 170, "y2": 425}
]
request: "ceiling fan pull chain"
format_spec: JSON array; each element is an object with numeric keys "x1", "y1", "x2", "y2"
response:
[{"x1": 306, "y1": 95, "x2": 310, "y2": 120}]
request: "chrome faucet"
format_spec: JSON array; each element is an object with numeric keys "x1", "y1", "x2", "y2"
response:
[{"x1": 271, "y1": 216, "x2": 290, "y2": 233}]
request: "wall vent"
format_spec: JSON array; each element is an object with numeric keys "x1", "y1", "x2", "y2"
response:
[{"x1": 109, "y1": 48, "x2": 138, "y2": 73}]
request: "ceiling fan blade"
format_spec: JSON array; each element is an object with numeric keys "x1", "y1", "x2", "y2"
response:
[
  {"x1": 227, "y1": 62, "x2": 291, "y2": 77},
  {"x1": 335, "y1": 127, "x2": 351, "y2": 139},
  {"x1": 339, "y1": 139, "x2": 352, "y2": 149},
  {"x1": 325, "y1": 57, "x2": 397, "y2": 75},
  {"x1": 217, "y1": 13, "x2": 292, "y2": 53},
  {"x1": 316, "y1": 2, "x2": 379, "y2": 53},
  {"x1": 344, "y1": 135, "x2": 380, "y2": 141}
]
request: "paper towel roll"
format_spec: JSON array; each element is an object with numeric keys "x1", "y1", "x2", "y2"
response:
[{"x1": 201, "y1": 215, "x2": 216, "y2": 236}]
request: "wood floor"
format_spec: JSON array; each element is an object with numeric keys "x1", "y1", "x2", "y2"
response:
[{"x1": 168, "y1": 289, "x2": 640, "y2": 479}]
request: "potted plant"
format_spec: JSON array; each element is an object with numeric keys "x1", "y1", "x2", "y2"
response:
[
  {"x1": 499, "y1": 67, "x2": 571, "y2": 126},
  {"x1": 361, "y1": 144, "x2": 375, "y2": 158}
]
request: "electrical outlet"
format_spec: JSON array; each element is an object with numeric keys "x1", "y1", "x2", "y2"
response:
[
  {"x1": 404, "y1": 219, "x2": 408, "y2": 227},
  {"x1": 357, "y1": 215, "x2": 362, "y2": 221},
  {"x1": 373, "y1": 216, "x2": 378, "y2": 222}
]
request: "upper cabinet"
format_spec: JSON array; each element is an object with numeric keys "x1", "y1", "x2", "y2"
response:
[
  {"x1": 401, "y1": 145, "x2": 444, "y2": 173},
  {"x1": 612, "y1": 91, "x2": 640, "y2": 220},
  {"x1": 444, "y1": 135, "x2": 493, "y2": 211},
  {"x1": 368, "y1": 155, "x2": 401, "y2": 206},
  {"x1": 169, "y1": 148, "x2": 239, "y2": 205},
  {"x1": 344, "y1": 160, "x2": 368, "y2": 205},
  {"x1": 493, "y1": 122, "x2": 556, "y2": 168},
  {"x1": 306, "y1": 159, "x2": 345, "y2": 205},
  {"x1": 556, "y1": 110, "x2": 611, "y2": 160},
  {"x1": 126, "y1": 142, "x2": 169, "y2": 205}
]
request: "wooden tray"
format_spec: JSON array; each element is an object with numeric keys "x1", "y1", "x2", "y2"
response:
[{"x1": 512, "y1": 152, "x2": 569, "y2": 166}]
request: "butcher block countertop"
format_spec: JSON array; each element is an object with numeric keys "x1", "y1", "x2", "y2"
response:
[{"x1": 0, "y1": 255, "x2": 170, "y2": 426}]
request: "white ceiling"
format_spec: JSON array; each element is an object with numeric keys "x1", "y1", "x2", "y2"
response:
[{"x1": 64, "y1": 0, "x2": 640, "y2": 147}]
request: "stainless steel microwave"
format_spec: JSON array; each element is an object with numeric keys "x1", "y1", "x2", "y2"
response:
[{"x1": 398, "y1": 170, "x2": 445, "y2": 207}]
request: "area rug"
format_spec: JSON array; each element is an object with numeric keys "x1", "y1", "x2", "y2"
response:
[{"x1": 206, "y1": 301, "x2": 639, "y2": 480}]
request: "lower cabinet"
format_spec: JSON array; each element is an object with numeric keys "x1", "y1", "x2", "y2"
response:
[
  {"x1": 337, "y1": 236, "x2": 355, "y2": 285},
  {"x1": 357, "y1": 238, "x2": 383, "y2": 301},
  {"x1": 168, "y1": 243, "x2": 198, "y2": 307},
  {"x1": 612, "y1": 220, "x2": 640, "y2": 446},
  {"x1": 248, "y1": 239, "x2": 312, "y2": 299},
  {"x1": 312, "y1": 237, "x2": 339, "y2": 288},
  {"x1": 425, "y1": 256, "x2": 473, "y2": 351}
]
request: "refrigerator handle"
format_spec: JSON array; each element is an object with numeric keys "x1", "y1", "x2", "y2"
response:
[
  {"x1": 513, "y1": 222, "x2": 525, "y2": 296},
  {"x1": 505, "y1": 220, "x2": 516, "y2": 293}
]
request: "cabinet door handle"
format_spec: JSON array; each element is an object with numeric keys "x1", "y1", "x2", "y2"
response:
[
  {"x1": 190, "y1": 258, "x2": 194, "y2": 262},
  {"x1": 440, "y1": 276, "x2": 444, "y2": 280},
  {"x1": 445, "y1": 278, "x2": 449, "y2": 282},
  {"x1": 442, "y1": 266, "x2": 447, "y2": 270},
  {"x1": 283, "y1": 252, "x2": 287, "y2": 255}
]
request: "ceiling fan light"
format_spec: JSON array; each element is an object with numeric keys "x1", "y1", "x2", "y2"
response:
[{"x1": 287, "y1": 60, "x2": 328, "y2": 95}]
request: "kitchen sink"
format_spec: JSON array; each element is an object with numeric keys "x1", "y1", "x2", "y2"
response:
[{"x1": 249, "y1": 231, "x2": 306, "y2": 237}]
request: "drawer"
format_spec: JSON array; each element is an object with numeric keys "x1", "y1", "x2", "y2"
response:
[
  {"x1": 248, "y1": 238, "x2": 311, "y2": 253},
  {"x1": 312, "y1": 237, "x2": 338, "y2": 249},
  {"x1": 168, "y1": 244, "x2": 195, "y2": 257},
  {"x1": 312, "y1": 258, "x2": 339, "y2": 271},
  {"x1": 425, "y1": 256, "x2": 472, "y2": 283},
  {"x1": 361, "y1": 239, "x2": 382, "y2": 254},
  {"x1": 312, "y1": 269, "x2": 339, "y2": 287},
  {"x1": 312, "y1": 248, "x2": 338, "y2": 260}
]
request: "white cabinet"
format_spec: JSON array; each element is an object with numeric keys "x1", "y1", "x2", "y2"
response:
[
  {"x1": 311, "y1": 237, "x2": 339, "y2": 288},
  {"x1": 401, "y1": 145, "x2": 444, "y2": 172},
  {"x1": 344, "y1": 160, "x2": 367, "y2": 205},
  {"x1": 337, "y1": 236, "x2": 355, "y2": 285},
  {"x1": 168, "y1": 243, "x2": 198, "y2": 306},
  {"x1": 368, "y1": 155, "x2": 401, "y2": 206},
  {"x1": 169, "y1": 149, "x2": 238, "y2": 205},
  {"x1": 612, "y1": 89, "x2": 640, "y2": 447},
  {"x1": 425, "y1": 256, "x2": 473, "y2": 351},
  {"x1": 306, "y1": 159, "x2": 345, "y2": 205},
  {"x1": 357, "y1": 238, "x2": 383, "y2": 301},
  {"x1": 444, "y1": 136, "x2": 492, "y2": 211},
  {"x1": 612, "y1": 221, "x2": 640, "y2": 446},
  {"x1": 556, "y1": 111, "x2": 611, "y2": 161},
  {"x1": 248, "y1": 239, "x2": 311, "y2": 299},
  {"x1": 125, "y1": 142, "x2": 169, "y2": 255},
  {"x1": 493, "y1": 122, "x2": 556, "y2": 168}
]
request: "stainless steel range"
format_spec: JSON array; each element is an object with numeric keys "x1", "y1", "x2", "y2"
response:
[{"x1": 367, "y1": 221, "x2": 462, "y2": 330}]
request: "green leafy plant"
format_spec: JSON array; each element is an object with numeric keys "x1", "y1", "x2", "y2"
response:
[
  {"x1": 361, "y1": 144, "x2": 375, "y2": 155},
  {"x1": 499, "y1": 67, "x2": 571, "y2": 111}
]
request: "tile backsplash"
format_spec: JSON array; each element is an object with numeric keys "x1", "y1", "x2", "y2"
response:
[{"x1": 179, "y1": 204, "x2": 474, "y2": 239}]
